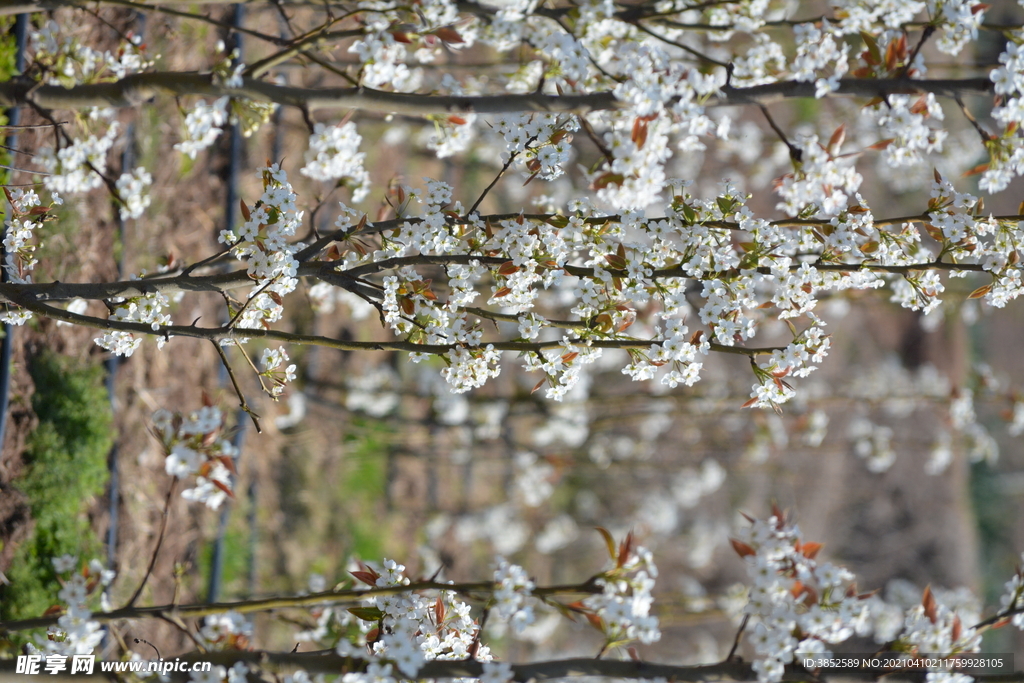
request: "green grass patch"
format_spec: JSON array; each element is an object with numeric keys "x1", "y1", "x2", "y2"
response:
[
  {"x1": 0, "y1": 352, "x2": 113, "y2": 620},
  {"x1": 338, "y1": 418, "x2": 388, "y2": 561},
  {"x1": 198, "y1": 521, "x2": 250, "y2": 598},
  {"x1": 0, "y1": 16, "x2": 18, "y2": 83}
]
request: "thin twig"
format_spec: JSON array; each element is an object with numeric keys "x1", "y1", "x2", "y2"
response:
[
  {"x1": 125, "y1": 478, "x2": 177, "y2": 608},
  {"x1": 899, "y1": 25, "x2": 936, "y2": 80},
  {"x1": 759, "y1": 104, "x2": 801, "y2": 162},
  {"x1": 155, "y1": 613, "x2": 208, "y2": 652},
  {"x1": 227, "y1": 280, "x2": 275, "y2": 329},
  {"x1": 0, "y1": 163, "x2": 46, "y2": 174},
  {"x1": 726, "y1": 613, "x2": 749, "y2": 660},
  {"x1": 299, "y1": 50, "x2": 360, "y2": 86},
  {"x1": 0, "y1": 143, "x2": 32, "y2": 156},
  {"x1": 578, "y1": 114, "x2": 614, "y2": 164},
  {"x1": 0, "y1": 121, "x2": 68, "y2": 129},
  {"x1": 468, "y1": 149, "x2": 522, "y2": 216},
  {"x1": 214, "y1": 341, "x2": 263, "y2": 433},
  {"x1": 133, "y1": 637, "x2": 161, "y2": 659},
  {"x1": 633, "y1": 20, "x2": 729, "y2": 68},
  {"x1": 80, "y1": 0, "x2": 289, "y2": 44},
  {"x1": 954, "y1": 94, "x2": 991, "y2": 142}
]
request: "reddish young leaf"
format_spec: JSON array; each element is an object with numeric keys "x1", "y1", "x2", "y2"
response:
[
  {"x1": 730, "y1": 538, "x2": 756, "y2": 557},
  {"x1": 605, "y1": 253, "x2": 628, "y2": 270},
  {"x1": 922, "y1": 585, "x2": 938, "y2": 624},
  {"x1": 800, "y1": 541, "x2": 823, "y2": 559},
  {"x1": 434, "y1": 596, "x2": 445, "y2": 625},
  {"x1": 218, "y1": 455, "x2": 238, "y2": 475},
  {"x1": 43, "y1": 604, "x2": 66, "y2": 617},
  {"x1": 968, "y1": 284, "x2": 992, "y2": 299},
  {"x1": 351, "y1": 570, "x2": 380, "y2": 586},
  {"x1": 617, "y1": 530, "x2": 635, "y2": 568},
  {"x1": 595, "y1": 527, "x2": 617, "y2": 561},
  {"x1": 591, "y1": 172, "x2": 625, "y2": 190},
  {"x1": 434, "y1": 27, "x2": 464, "y2": 43},
  {"x1": 827, "y1": 124, "x2": 846, "y2": 155},
  {"x1": 212, "y1": 479, "x2": 235, "y2": 498},
  {"x1": 631, "y1": 117, "x2": 649, "y2": 149},
  {"x1": 771, "y1": 502, "x2": 785, "y2": 524},
  {"x1": 962, "y1": 162, "x2": 990, "y2": 177}
]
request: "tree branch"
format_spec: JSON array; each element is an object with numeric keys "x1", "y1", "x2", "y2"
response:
[
  {"x1": 0, "y1": 74, "x2": 996, "y2": 115},
  {"x1": 125, "y1": 479, "x2": 177, "y2": 608},
  {"x1": 0, "y1": 652, "x2": 1021, "y2": 683},
  {"x1": 0, "y1": 579, "x2": 601, "y2": 633}
]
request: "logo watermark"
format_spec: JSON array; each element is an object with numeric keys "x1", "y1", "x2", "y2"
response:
[{"x1": 16, "y1": 654, "x2": 214, "y2": 676}]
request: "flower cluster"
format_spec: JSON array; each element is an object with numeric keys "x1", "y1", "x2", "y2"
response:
[
  {"x1": 27, "y1": 556, "x2": 113, "y2": 659},
  {"x1": 987, "y1": 35, "x2": 1024, "y2": 192},
  {"x1": 732, "y1": 514, "x2": 871, "y2": 683},
  {"x1": 2, "y1": 188, "x2": 43, "y2": 285},
  {"x1": 175, "y1": 98, "x2": 228, "y2": 159},
  {"x1": 493, "y1": 558, "x2": 536, "y2": 632},
  {"x1": 582, "y1": 536, "x2": 661, "y2": 646},
  {"x1": 300, "y1": 122, "x2": 371, "y2": 202},
  {"x1": 30, "y1": 19, "x2": 151, "y2": 86},
  {"x1": 152, "y1": 406, "x2": 238, "y2": 509},
  {"x1": 338, "y1": 559, "x2": 493, "y2": 678},
  {"x1": 94, "y1": 289, "x2": 173, "y2": 357},
  {"x1": 790, "y1": 22, "x2": 849, "y2": 98},
  {"x1": 199, "y1": 611, "x2": 253, "y2": 649},
  {"x1": 494, "y1": 114, "x2": 578, "y2": 181},
  {"x1": 38, "y1": 123, "x2": 119, "y2": 196},
  {"x1": 115, "y1": 167, "x2": 153, "y2": 220},
  {"x1": 219, "y1": 165, "x2": 303, "y2": 331},
  {"x1": 349, "y1": 32, "x2": 425, "y2": 92},
  {"x1": 867, "y1": 94, "x2": 946, "y2": 167},
  {"x1": 897, "y1": 587, "x2": 981, "y2": 661},
  {"x1": 998, "y1": 557, "x2": 1024, "y2": 630},
  {"x1": 174, "y1": 50, "x2": 272, "y2": 158},
  {"x1": 260, "y1": 346, "x2": 298, "y2": 398}
]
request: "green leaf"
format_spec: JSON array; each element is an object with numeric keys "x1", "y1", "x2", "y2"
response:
[{"x1": 348, "y1": 606, "x2": 385, "y2": 621}]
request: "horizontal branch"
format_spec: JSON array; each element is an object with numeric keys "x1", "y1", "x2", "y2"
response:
[
  {"x1": 0, "y1": 73, "x2": 995, "y2": 115},
  {"x1": 7, "y1": 295, "x2": 784, "y2": 356},
  {"x1": 0, "y1": 579, "x2": 600, "y2": 634},
  {"x1": 1, "y1": 207, "x2": 1012, "y2": 306},
  {"x1": 0, "y1": 652, "x2": 1021, "y2": 683}
]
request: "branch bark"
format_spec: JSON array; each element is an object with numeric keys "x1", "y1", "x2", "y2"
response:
[
  {"x1": 0, "y1": 653, "x2": 1021, "y2": 683},
  {"x1": 0, "y1": 579, "x2": 600, "y2": 633},
  {"x1": 0, "y1": 74, "x2": 996, "y2": 115}
]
